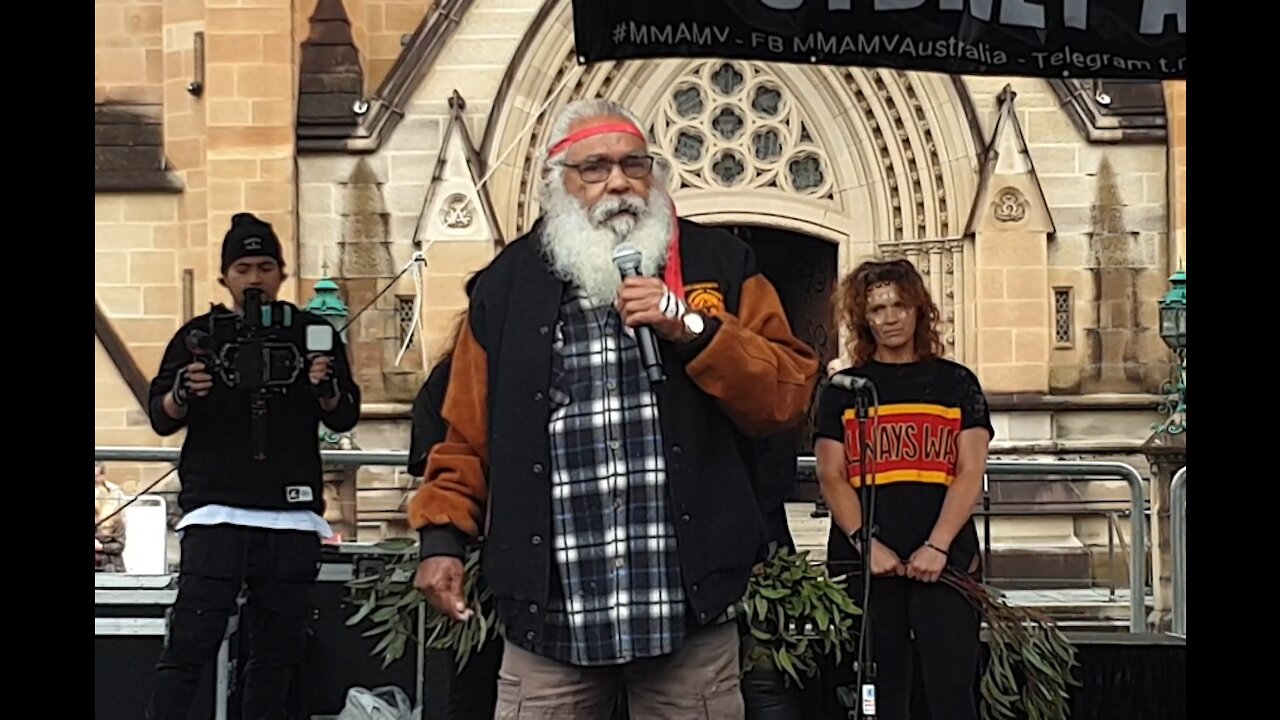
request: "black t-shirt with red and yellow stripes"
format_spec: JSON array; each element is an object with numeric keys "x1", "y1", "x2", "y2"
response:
[{"x1": 815, "y1": 358, "x2": 994, "y2": 573}]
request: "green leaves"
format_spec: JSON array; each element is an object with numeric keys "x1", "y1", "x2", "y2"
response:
[
  {"x1": 344, "y1": 538, "x2": 1077, "y2": 720},
  {"x1": 941, "y1": 568, "x2": 1082, "y2": 720},
  {"x1": 740, "y1": 548, "x2": 862, "y2": 688},
  {"x1": 344, "y1": 541, "x2": 500, "y2": 672}
]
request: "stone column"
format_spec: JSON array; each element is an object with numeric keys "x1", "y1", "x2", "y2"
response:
[
  {"x1": 1164, "y1": 81, "x2": 1186, "y2": 271},
  {"x1": 966, "y1": 87, "x2": 1055, "y2": 394},
  {"x1": 161, "y1": 0, "x2": 211, "y2": 315},
  {"x1": 204, "y1": 0, "x2": 299, "y2": 302},
  {"x1": 1141, "y1": 431, "x2": 1186, "y2": 632},
  {"x1": 321, "y1": 434, "x2": 360, "y2": 542}
]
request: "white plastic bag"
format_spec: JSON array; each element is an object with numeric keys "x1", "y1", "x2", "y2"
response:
[{"x1": 334, "y1": 685, "x2": 416, "y2": 720}]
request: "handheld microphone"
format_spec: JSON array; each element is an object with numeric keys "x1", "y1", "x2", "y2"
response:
[
  {"x1": 830, "y1": 374, "x2": 873, "y2": 393},
  {"x1": 611, "y1": 243, "x2": 666, "y2": 385}
]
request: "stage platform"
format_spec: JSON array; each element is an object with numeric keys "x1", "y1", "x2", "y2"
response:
[
  {"x1": 794, "y1": 631, "x2": 1185, "y2": 720},
  {"x1": 96, "y1": 544, "x2": 1184, "y2": 720}
]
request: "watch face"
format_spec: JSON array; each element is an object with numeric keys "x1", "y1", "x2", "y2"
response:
[{"x1": 683, "y1": 312, "x2": 706, "y2": 334}]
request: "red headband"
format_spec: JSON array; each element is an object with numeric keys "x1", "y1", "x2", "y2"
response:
[{"x1": 547, "y1": 122, "x2": 646, "y2": 158}]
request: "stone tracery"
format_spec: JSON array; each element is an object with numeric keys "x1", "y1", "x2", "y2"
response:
[{"x1": 648, "y1": 61, "x2": 833, "y2": 200}]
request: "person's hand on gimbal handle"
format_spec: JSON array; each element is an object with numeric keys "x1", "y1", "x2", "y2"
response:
[
  {"x1": 164, "y1": 361, "x2": 213, "y2": 419},
  {"x1": 414, "y1": 556, "x2": 474, "y2": 622},
  {"x1": 184, "y1": 362, "x2": 214, "y2": 397},
  {"x1": 307, "y1": 354, "x2": 343, "y2": 410}
]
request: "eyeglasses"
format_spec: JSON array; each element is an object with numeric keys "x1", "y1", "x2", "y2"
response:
[{"x1": 560, "y1": 155, "x2": 655, "y2": 184}]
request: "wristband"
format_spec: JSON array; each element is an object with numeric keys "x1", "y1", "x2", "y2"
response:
[
  {"x1": 171, "y1": 369, "x2": 190, "y2": 407},
  {"x1": 846, "y1": 525, "x2": 877, "y2": 552},
  {"x1": 660, "y1": 289, "x2": 685, "y2": 320},
  {"x1": 923, "y1": 541, "x2": 949, "y2": 557},
  {"x1": 315, "y1": 376, "x2": 339, "y2": 401}
]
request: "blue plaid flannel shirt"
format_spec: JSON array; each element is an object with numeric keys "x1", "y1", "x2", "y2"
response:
[{"x1": 541, "y1": 288, "x2": 688, "y2": 666}]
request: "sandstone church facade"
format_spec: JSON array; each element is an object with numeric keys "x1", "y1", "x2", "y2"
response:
[{"x1": 95, "y1": 0, "x2": 1187, "y2": 583}]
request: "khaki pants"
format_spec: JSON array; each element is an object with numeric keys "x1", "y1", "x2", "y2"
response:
[{"x1": 495, "y1": 622, "x2": 744, "y2": 720}]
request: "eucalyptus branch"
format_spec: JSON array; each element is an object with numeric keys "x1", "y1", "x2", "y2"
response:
[
  {"x1": 741, "y1": 548, "x2": 862, "y2": 688},
  {"x1": 941, "y1": 568, "x2": 1082, "y2": 720},
  {"x1": 344, "y1": 539, "x2": 499, "y2": 672}
]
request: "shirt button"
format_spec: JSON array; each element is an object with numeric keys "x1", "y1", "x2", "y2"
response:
[
  {"x1": 681, "y1": 514, "x2": 691, "y2": 523},
  {"x1": 539, "y1": 326, "x2": 549, "y2": 336},
  {"x1": 671, "y1": 445, "x2": 682, "y2": 455},
  {"x1": 529, "y1": 603, "x2": 539, "y2": 614},
  {"x1": 532, "y1": 463, "x2": 544, "y2": 474},
  {"x1": 525, "y1": 630, "x2": 536, "y2": 641},
  {"x1": 531, "y1": 535, "x2": 542, "y2": 545},
  {"x1": 614, "y1": 558, "x2": 625, "y2": 569},
  {"x1": 534, "y1": 391, "x2": 544, "y2": 402},
  {"x1": 607, "y1": 381, "x2": 617, "y2": 392},
  {"x1": 692, "y1": 583, "x2": 700, "y2": 593},
  {"x1": 609, "y1": 440, "x2": 620, "y2": 450}
]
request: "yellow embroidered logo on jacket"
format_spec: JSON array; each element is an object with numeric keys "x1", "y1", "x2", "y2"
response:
[{"x1": 685, "y1": 282, "x2": 725, "y2": 312}]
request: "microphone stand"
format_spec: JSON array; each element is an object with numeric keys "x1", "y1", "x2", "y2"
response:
[
  {"x1": 982, "y1": 472, "x2": 991, "y2": 583},
  {"x1": 852, "y1": 384, "x2": 878, "y2": 720}
]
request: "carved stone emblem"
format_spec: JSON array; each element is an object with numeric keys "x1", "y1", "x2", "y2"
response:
[
  {"x1": 992, "y1": 187, "x2": 1027, "y2": 223},
  {"x1": 441, "y1": 194, "x2": 475, "y2": 229}
]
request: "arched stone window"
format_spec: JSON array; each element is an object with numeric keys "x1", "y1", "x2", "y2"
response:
[{"x1": 649, "y1": 61, "x2": 833, "y2": 200}]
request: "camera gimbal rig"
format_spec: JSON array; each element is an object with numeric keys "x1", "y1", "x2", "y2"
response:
[{"x1": 182, "y1": 288, "x2": 337, "y2": 461}]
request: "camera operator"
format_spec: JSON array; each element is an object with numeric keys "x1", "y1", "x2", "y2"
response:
[{"x1": 143, "y1": 213, "x2": 362, "y2": 720}]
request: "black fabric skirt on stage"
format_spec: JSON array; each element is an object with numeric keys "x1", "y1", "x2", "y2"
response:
[{"x1": 795, "y1": 633, "x2": 1186, "y2": 720}]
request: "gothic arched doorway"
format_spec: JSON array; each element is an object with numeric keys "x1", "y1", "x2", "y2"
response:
[{"x1": 721, "y1": 224, "x2": 838, "y2": 460}]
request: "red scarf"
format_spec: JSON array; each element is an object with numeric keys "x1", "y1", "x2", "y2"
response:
[{"x1": 663, "y1": 198, "x2": 684, "y2": 298}]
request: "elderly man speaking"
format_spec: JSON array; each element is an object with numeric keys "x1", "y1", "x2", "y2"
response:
[{"x1": 409, "y1": 98, "x2": 820, "y2": 719}]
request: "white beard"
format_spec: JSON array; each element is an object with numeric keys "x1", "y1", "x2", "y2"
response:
[{"x1": 540, "y1": 182, "x2": 674, "y2": 308}]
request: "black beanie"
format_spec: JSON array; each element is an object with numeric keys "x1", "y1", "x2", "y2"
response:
[{"x1": 221, "y1": 212, "x2": 284, "y2": 273}]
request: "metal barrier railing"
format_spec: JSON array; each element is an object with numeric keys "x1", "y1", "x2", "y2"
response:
[
  {"x1": 94, "y1": 446, "x2": 409, "y2": 467},
  {"x1": 801, "y1": 456, "x2": 1148, "y2": 631},
  {"x1": 987, "y1": 461, "x2": 1148, "y2": 633},
  {"x1": 1170, "y1": 466, "x2": 1186, "y2": 635},
  {"x1": 97, "y1": 448, "x2": 1149, "y2": 632}
]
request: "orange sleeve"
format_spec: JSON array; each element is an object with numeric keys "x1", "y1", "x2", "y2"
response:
[
  {"x1": 406, "y1": 316, "x2": 490, "y2": 538},
  {"x1": 685, "y1": 274, "x2": 821, "y2": 437}
]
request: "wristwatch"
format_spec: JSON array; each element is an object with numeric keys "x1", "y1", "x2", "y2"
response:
[{"x1": 679, "y1": 311, "x2": 706, "y2": 343}]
